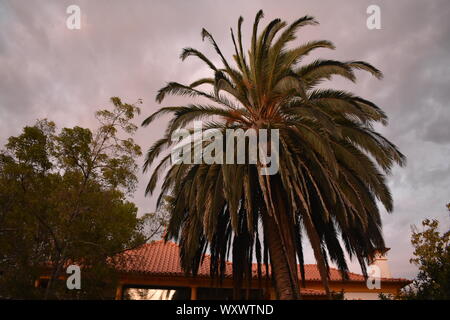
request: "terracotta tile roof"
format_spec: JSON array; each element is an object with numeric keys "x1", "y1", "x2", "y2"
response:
[{"x1": 115, "y1": 240, "x2": 409, "y2": 283}]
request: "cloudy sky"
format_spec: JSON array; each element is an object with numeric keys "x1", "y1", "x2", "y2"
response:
[{"x1": 1, "y1": 0, "x2": 449, "y2": 279}]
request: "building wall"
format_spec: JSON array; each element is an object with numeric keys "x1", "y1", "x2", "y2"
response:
[
  {"x1": 115, "y1": 274, "x2": 407, "y2": 300},
  {"x1": 344, "y1": 292, "x2": 383, "y2": 300}
]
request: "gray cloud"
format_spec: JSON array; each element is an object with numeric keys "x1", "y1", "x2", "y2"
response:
[{"x1": 1, "y1": 0, "x2": 449, "y2": 279}]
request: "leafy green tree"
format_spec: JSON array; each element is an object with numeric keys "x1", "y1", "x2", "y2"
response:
[
  {"x1": 401, "y1": 210, "x2": 450, "y2": 300},
  {"x1": 142, "y1": 11, "x2": 405, "y2": 299},
  {"x1": 0, "y1": 97, "x2": 158, "y2": 299}
]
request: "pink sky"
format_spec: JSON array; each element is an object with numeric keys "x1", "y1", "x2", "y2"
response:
[{"x1": 1, "y1": 0, "x2": 449, "y2": 279}]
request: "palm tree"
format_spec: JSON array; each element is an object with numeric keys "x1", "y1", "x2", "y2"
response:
[{"x1": 142, "y1": 10, "x2": 405, "y2": 300}]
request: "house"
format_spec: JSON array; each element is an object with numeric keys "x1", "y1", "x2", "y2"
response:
[{"x1": 114, "y1": 240, "x2": 410, "y2": 300}]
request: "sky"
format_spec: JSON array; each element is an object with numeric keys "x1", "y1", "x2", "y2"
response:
[{"x1": 0, "y1": 0, "x2": 449, "y2": 279}]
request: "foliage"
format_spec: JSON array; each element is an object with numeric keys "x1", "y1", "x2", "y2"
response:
[
  {"x1": 142, "y1": 10, "x2": 405, "y2": 299},
  {"x1": 331, "y1": 290, "x2": 345, "y2": 300},
  {"x1": 400, "y1": 212, "x2": 450, "y2": 300},
  {"x1": 378, "y1": 293, "x2": 394, "y2": 300},
  {"x1": 0, "y1": 97, "x2": 161, "y2": 299}
]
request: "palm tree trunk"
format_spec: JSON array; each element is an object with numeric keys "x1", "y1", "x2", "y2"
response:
[
  {"x1": 303, "y1": 211, "x2": 331, "y2": 298},
  {"x1": 262, "y1": 185, "x2": 301, "y2": 300}
]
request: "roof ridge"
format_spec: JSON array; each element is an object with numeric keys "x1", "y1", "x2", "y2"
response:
[{"x1": 145, "y1": 239, "x2": 178, "y2": 246}]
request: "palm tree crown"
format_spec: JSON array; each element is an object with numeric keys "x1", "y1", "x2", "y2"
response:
[{"x1": 142, "y1": 10, "x2": 405, "y2": 299}]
